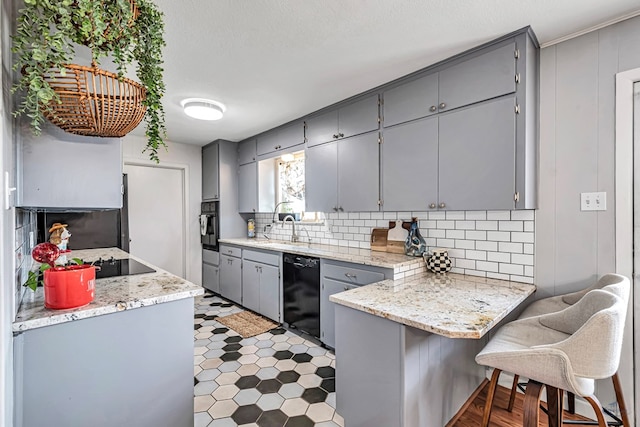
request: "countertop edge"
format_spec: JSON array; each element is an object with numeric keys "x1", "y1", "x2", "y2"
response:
[
  {"x1": 13, "y1": 288, "x2": 204, "y2": 333},
  {"x1": 330, "y1": 276, "x2": 536, "y2": 339}
]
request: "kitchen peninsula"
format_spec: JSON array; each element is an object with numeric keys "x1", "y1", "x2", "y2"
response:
[
  {"x1": 330, "y1": 273, "x2": 536, "y2": 427},
  {"x1": 13, "y1": 248, "x2": 203, "y2": 427}
]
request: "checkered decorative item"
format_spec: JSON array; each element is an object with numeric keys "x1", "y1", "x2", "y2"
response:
[{"x1": 425, "y1": 249, "x2": 452, "y2": 274}]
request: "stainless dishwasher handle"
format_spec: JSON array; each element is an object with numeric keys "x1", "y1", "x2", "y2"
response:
[{"x1": 293, "y1": 262, "x2": 307, "y2": 269}]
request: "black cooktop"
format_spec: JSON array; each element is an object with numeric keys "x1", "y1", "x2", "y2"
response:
[{"x1": 93, "y1": 257, "x2": 156, "y2": 279}]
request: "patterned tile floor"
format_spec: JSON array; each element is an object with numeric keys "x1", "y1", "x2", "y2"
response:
[{"x1": 194, "y1": 290, "x2": 344, "y2": 427}]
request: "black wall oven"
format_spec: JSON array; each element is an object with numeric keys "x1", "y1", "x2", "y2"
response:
[{"x1": 200, "y1": 201, "x2": 219, "y2": 251}]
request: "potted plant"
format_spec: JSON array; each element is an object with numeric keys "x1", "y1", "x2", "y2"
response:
[
  {"x1": 25, "y1": 243, "x2": 96, "y2": 309},
  {"x1": 11, "y1": 0, "x2": 168, "y2": 162}
]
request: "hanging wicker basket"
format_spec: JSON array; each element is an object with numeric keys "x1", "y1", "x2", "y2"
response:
[{"x1": 41, "y1": 63, "x2": 147, "y2": 138}]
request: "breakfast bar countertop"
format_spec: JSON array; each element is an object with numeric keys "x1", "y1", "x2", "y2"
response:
[
  {"x1": 330, "y1": 272, "x2": 536, "y2": 339},
  {"x1": 13, "y1": 247, "x2": 203, "y2": 333}
]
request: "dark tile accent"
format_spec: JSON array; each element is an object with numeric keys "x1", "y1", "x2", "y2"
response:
[
  {"x1": 212, "y1": 327, "x2": 229, "y2": 334},
  {"x1": 292, "y1": 353, "x2": 312, "y2": 363},
  {"x1": 194, "y1": 324, "x2": 202, "y2": 330},
  {"x1": 301, "y1": 387, "x2": 328, "y2": 404},
  {"x1": 194, "y1": 377, "x2": 199, "y2": 386},
  {"x1": 269, "y1": 328, "x2": 286, "y2": 335},
  {"x1": 209, "y1": 302, "x2": 223, "y2": 306},
  {"x1": 220, "y1": 351, "x2": 242, "y2": 362},
  {"x1": 276, "y1": 370, "x2": 300, "y2": 384},
  {"x1": 257, "y1": 409, "x2": 288, "y2": 427},
  {"x1": 231, "y1": 404, "x2": 262, "y2": 424},
  {"x1": 194, "y1": 313, "x2": 206, "y2": 318},
  {"x1": 236, "y1": 375, "x2": 261, "y2": 390},
  {"x1": 284, "y1": 415, "x2": 315, "y2": 427},
  {"x1": 224, "y1": 336, "x2": 243, "y2": 344},
  {"x1": 220, "y1": 303, "x2": 234, "y2": 307},
  {"x1": 204, "y1": 315, "x2": 218, "y2": 321},
  {"x1": 273, "y1": 350, "x2": 293, "y2": 360},
  {"x1": 223, "y1": 343, "x2": 242, "y2": 352},
  {"x1": 321, "y1": 378, "x2": 335, "y2": 393},
  {"x1": 315, "y1": 366, "x2": 335, "y2": 378},
  {"x1": 256, "y1": 378, "x2": 282, "y2": 394}
]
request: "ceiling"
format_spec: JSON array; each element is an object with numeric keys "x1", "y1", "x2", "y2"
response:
[{"x1": 142, "y1": 0, "x2": 640, "y2": 146}]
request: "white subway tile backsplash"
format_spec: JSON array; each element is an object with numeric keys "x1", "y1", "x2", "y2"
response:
[
  {"x1": 487, "y1": 231, "x2": 511, "y2": 242},
  {"x1": 511, "y1": 210, "x2": 535, "y2": 221},
  {"x1": 487, "y1": 211, "x2": 511, "y2": 220},
  {"x1": 455, "y1": 220, "x2": 475, "y2": 230},
  {"x1": 499, "y1": 263, "x2": 524, "y2": 275},
  {"x1": 465, "y1": 211, "x2": 487, "y2": 220},
  {"x1": 476, "y1": 241, "x2": 498, "y2": 252},
  {"x1": 254, "y1": 209, "x2": 535, "y2": 283},
  {"x1": 499, "y1": 221, "x2": 523, "y2": 232},
  {"x1": 488, "y1": 252, "x2": 511, "y2": 263},
  {"x1": 475, "y1": 221, "x2": 498, "y2": 231},
  {"x1": 445, "y1": 211, "x2": 465, "y2": 220}
]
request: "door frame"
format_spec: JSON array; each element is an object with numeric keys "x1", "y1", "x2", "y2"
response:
[
  {"x1": 123, "y1": 159, "x2": 190, "y2": 279},
  {"x1": 614, "y1": 67, "x2": 640, "y2": 425}
]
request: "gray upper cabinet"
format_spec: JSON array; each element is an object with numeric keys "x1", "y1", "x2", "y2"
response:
[
  {"x1": 382, "y1": 73, "x2": 439, "y2": 128},
  {"x1": 438, "y1": 42, "x2": 516, "y2": 112},
  {"x1": 238, "y1": 163, "x2": 257, "y2": 213},
  {"x1": 202, "y1": 142, "x2": 219, "y2": 201},
  {"x1": 305, "y1": 141, "x2": 338, "y2": 212},
  {"x1": 19, "y1": 124, "x2": 123, "y2": 209},
  {"x1": 381, "y1": 116, "x2": 438, "y2": 211},
  {"x1": 306, "y1": 95, "x2": 379, "y2": 148},
  {"x1": 438, "y1": 96, "x2": 516, "y2": 210},
  {"x1": 257, "y1": 122, "x2": 305, "y2": 157},
  {"x1": 338, "y1": 132, "x2": 380, "y2": 212},
  {"x1": 238, "y1": 139, "x2": 256, "y2": 165},
  {"x1": 306, "y1": 132, "x2": 379, "y2": 212}
]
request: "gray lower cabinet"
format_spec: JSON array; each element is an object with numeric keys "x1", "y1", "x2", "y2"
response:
[
  {"x1": 306, "y1": 95, "x2": 379, "y2": 147},
  {"x1": 238, "y1": 162, "x2": 257, "y2": 213},
  {"x1": 438, "y1": 96, "x2": 516, "y2": 210},
  {"x1": 381, "y1": 116, "x2": 438, "y2": 211},
  {"x1": 306, "y1": 132, "x2": 380, "y2": 212},
  {"x1": 320, "y1": 260, "x2": 388, "y2": 348},
  {"x1": 220, "y1": 253, "x2": 242, "y2": 304},
  {"x1": 202, "y1": 249, "x2": 220, "y2": 293},
  {"x1": 241, "y1": 249, "x2": 281, "y2": 322},
  {"x1": 202, "y1": 142, "x2": 220, "y2": 200}
]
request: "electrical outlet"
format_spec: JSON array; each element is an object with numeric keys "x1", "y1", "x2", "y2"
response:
[{"x1": 580, "y1": 192, "x2": 607, "y2": 211}]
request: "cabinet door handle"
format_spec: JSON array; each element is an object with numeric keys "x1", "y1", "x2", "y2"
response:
[
  {"x1": 333, "y1": 134, "x2": 339, "y2": 139},
  {"x1": 344, "y1": 286, "x2": 350, "y2": 291},
  {"x1": 429, "y1": 105, "x2": 437, "y2": 112},
  {"x1": 439, "y1": 202, "x2": 446, "y2": 209},
  {"x1": 338, "y1": 132, "x2": 344, "y2": 138},
  {"x1": 338, "y1": 206, "x2": 344, "y2": 212},
  {"x1": 345, "y1": 273, "x2": 357, "y2": 280},
  {"x1": 333, "y1": 207, "x2": 338, "y2": 212},
  {"x1": 228, "y1": 249, "x2": 233, "y2": 254},
  {"x1": 429, "y1": 203, "x2": 436, "y2": 209},
  {"x1": 439, "y1": 102, "x2": 446, "y2": 110}
]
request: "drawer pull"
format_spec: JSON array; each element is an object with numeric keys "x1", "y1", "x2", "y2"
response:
[
  {"x1": 344, "y1": 286, "x2": 349, "y2": 291},
  {"x1": 345, "y1": 273, "x2": 357, "y2": 280}
]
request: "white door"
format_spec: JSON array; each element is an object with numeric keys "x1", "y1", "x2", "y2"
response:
[
  {"x1": 124, "y1": 164, "x2": 185, "y2": 278},
  {"x1": 634, "y1": 81, "x2": 640, "y2": 422}
]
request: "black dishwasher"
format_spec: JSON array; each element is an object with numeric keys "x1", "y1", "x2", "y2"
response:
[{"x1": 283, "y1": 253, "x2": 320, "y2": 338}]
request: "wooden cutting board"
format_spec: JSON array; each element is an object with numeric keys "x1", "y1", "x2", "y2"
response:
[
  {"x1": 370, "y1": 228, "x2": 388, "y2": 252},
  {"x1": 387, "y1": 220, "x2": 408, "y2": 254}
]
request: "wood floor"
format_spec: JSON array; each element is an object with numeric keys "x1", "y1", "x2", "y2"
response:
[{"x1": 452, "y1": 381, "x2": 591, "y2": 426}]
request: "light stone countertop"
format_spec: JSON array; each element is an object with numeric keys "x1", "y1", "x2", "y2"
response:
[
  {"x1": 13, "y1": 248, "x2": 203, "y2": 333},
  {"x1": 329, "y1": 272, "x2": 536, "y2": 339},
  {"x1": 219, "y1": 238, "x2": 423, "y2": 271}
]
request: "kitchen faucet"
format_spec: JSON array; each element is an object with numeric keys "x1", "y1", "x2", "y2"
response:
[
  {"x1": 272, "y1": 201, "x2": 292, "y2": 223},
  {"x1": 282, "y1": 215, "x2": 298, "y2": 242}
]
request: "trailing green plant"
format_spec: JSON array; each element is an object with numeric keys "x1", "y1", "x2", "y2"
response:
[
  {"x1": 24, "y1": 257, "x2": 84, "y2": 291},
  {"x1": 11, "y1": 0, "x2": 167, "y2": 162}
]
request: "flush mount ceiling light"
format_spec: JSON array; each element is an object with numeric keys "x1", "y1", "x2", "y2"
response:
[{"x1": 180, "y1": 98, "x2": 226, "y2": 121}]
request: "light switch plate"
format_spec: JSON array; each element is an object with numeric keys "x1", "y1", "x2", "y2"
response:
[{"x1": 581, "y1": 192, "x2": 607, "y2": 211}]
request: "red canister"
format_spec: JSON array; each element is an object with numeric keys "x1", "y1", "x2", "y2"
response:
[{"x1": 43, "y1": 265, "x2": 96, "y2": 309}]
